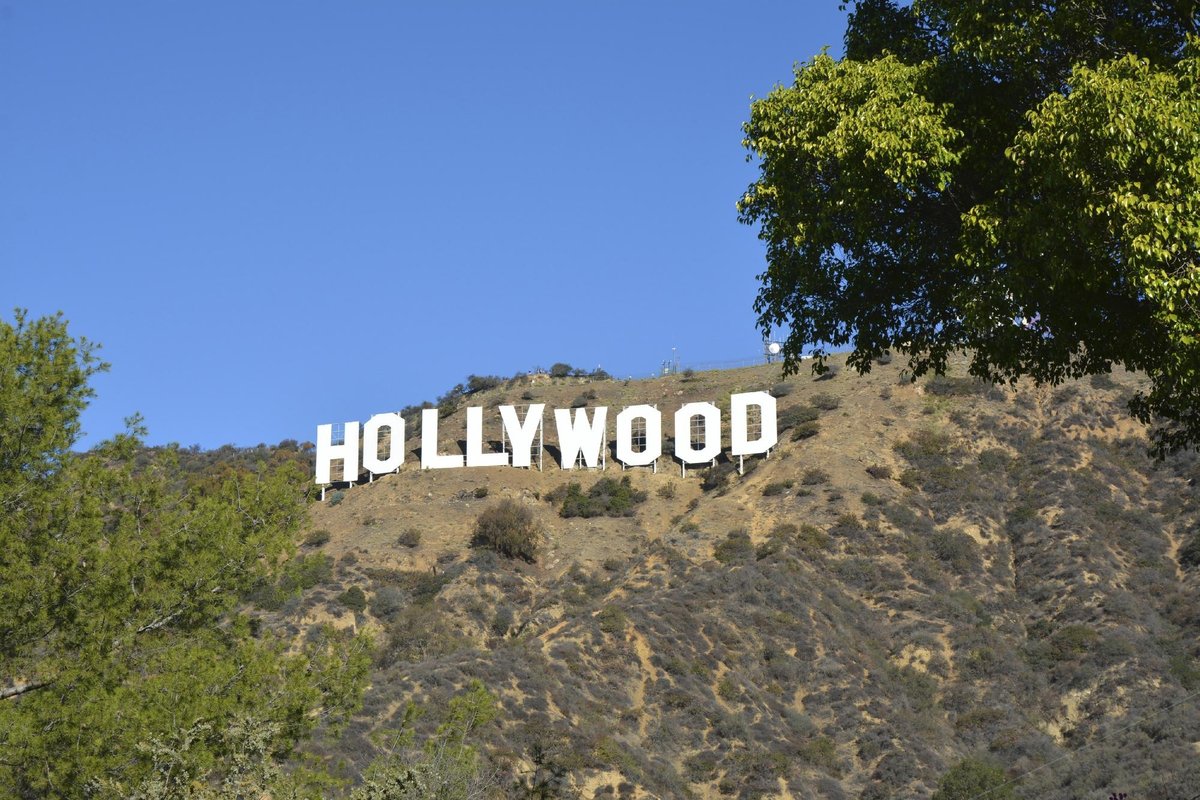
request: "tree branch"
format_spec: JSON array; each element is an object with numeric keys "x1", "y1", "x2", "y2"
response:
[
  {"x1": 2, "y1": 680, "x2": 53, "y2": 700},
  {"x1": 137, "y1": 610, "x2": 183, "y2": 634}
]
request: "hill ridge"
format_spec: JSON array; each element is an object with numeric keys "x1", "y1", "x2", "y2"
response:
[{"x1": 269, "y1": 355, "x2": 1200, "y2": 798}]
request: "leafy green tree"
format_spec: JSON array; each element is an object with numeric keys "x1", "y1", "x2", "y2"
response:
[
  {"x1": 931, "y1": 757, "x2": 1014, "y2": 800},
  {"x1": 339, "y1": 585, "x2": 369, "y2": 613},
  {"x1": 0, "y1": 310, "x2": 372, "y2": 798},
  {"x1": 0, "y1": 309, "x2": 106, "y2": 515},
  {"x1": 352, "y1": 681, "x2": 499, "y2": 800},
  {"x1": 739, "y1": 1, "x2": 1200, "y2": 451}
]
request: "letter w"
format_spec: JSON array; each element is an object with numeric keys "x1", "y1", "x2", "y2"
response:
[{"x1": 554, "y1": 407, "x2": 607, "y2": 469}]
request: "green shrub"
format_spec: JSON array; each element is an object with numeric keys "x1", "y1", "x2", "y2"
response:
[
  {"x1": 1169, "y1": 653, "x2": 1200, "y2": 689},
  {"x1": 596, "y1": 605, "x2": 627, "y2": 635},
  {"x1": 976, "y1": 448, "x2": 1010, "y2": 473},
  {"x1": 798, "y1": 736, "x2": 838, "y2": 772},
  {"x1": 1049, "y1": 625, "x2": 1099, "y2": 661},
  {"x1": 473, "y1": 485, "x2": 489, "y2": 499},
  {"x1": 592, "y1": 736, "x2": 636, "y2": 773},
  {"x1": 337, "y1": 585, "x2": 367, "y2": 613},
  {"x1": 811, "y1": 392, "x2": 840, "y2": 410},
  {"x1": 559, "y1": 476, "x2": 647, "y2": 518},
  {"x1": 714, "y1": 530, "x2": 754, "y2": 563},
  {"x1": 569, "y1": 389, "x2": 598, "y2": 409},
  {"x1": 762, "y1": 480, "x2": 793, "y2": 497},
  {"x1": 801, "y1": 468, "x2": 830, "y2": 485},
  {"x1": 755, "y1": 534, "x2": 785, "y2": 560},
  {"x1": 559, "y1": 482, "x2": 598, "y2": 517},
  {"x1": 284, "y1": 553, "x2": 332, "y2": 591},
  {"x1": 700, "y1": 460, "x2": 738, "y2": 491},
  {"x1": 592, "y1": 476, "x2": 647, "y2": 514},
  {"x1": 370, "y1": 585, "x2": 405, "y2": 621},
  {"x1": 796, "y1": 523, "x2": 830, "y2": 551},
  {"x1": 791, "y1": 420, "x2": 820, "y2": 440},
  {"x1": 466, "y1": 374, "x2": 503, "y2": 393},
  {"x1": 396, "y1": 528, "x2": 422, "y2": 548},
  {"x1": 364, "y1": 567, "x2": 450, "y2": 606},
  {"x1": 248, "y1": 554, "x2": 326, "y2": 610},
  {"x1": 895, "y1": 429, "x2": 952, "y2": 465},
  {"x1": 932, "y1": 758, "x2": 1013, "y2": 800},
  {"x1": 1180, "y1": 530, "x2": 1200, "y2": 569},
  {"x1": 928, "y1": 529, "x2": 980, "y2": 574},
  {"x1": 302, "y1": 529, "x2": 331, "y2": 547},
  {"x1": 779, "y1": 404, "x2": 820, "y2": 429},
  {"x1": 472, "y1": 499, "x2": 541, "y2": 561},
  {"x1": 549, "y1": 362, "x2": 573, "y2": 378},
  {"x1": 893, "y1": 665, "x2": 937, "y2": 710},
  {"x1": 377, "y1": 604, "x2": 467, "y2": 663},
  {"x1": 542, "y1": 483, "x2": 568, "y2": 504},
  {"x1": 490, "y1": 606, "x2": 514, "y2": 637},
  {"x1": 683, "y1": 752, "x2": 718, "y2": 782},
  {"x1": 954, "y1": 707, "x2": 1006, "y2": 731},
  {"x1": 925, "y1": 375, "x2": 988, "y2": 396},
  {"x1": 769, "y1": 382, "x2": 794, "y2": 398},
  {"x1": 328, "y1": 490, "x2": 345, "y2": 506},
  {"x1": 830, "y1": 514, "x2": 862, "y2": 536}
]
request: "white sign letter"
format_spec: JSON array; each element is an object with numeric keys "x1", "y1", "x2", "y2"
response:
[
  {"x1": 674, "y1": 402, "x2": 721, "y2": 464},
  {"x1": 616, "y1": 404, "x2": 661, "y2": 466},
  {"x1": 466, "y1": 406, "x2": 509, "y2": 467},
  {"x1": 315, "y1": 421, "x2": 360, "y2": 484},
  {"x1": 421, "y1": 408, "x2": 464, "y2": 469},
  {"x1": 730, "y1": 391, "x2": 778, "y2": 456},
  {"x1": 362, "y1": 413, "x2": 405, "y2": 474},
  {"x1": 500, "y1": 404, "x2": 544, "y2": 468},
  {"x1": 554, "y1": 406, "x2": 608, "y2": 469}
]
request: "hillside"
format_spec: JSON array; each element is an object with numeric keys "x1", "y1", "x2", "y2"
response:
[{"x1": 260, "y1": 355, "x2": 1200, "y2": 799}]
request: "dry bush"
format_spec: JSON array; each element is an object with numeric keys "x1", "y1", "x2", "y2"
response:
[{"x1": 472, "y1": 499, "x2": 541, "y2": 562}]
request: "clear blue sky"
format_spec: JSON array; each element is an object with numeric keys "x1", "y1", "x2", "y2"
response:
[{"x1": 2, "y1": 2, "x2": 848, "y2": 449}]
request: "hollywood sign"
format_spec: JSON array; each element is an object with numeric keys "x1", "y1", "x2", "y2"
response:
[{"x1": 315, "y1": 392, "x2": 777, "y2": 484}]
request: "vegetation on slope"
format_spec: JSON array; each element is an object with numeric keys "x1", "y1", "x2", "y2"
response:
[
  {"x1": 6, "y1": 308, "x2": 1200, "y2": 798},
  {"x1": 288, "y1": 354, "x2": 1200, "y2": 798},
  {"x1": 0, "y1": 312, "x2": 373, "y2": 798}
]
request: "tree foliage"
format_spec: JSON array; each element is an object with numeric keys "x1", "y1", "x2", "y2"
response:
[
  {"x1": 351, "y1": 681, "x2": 499, "y2": 800},
  {"x1": 740, "y1": 1, "x2": 1200, "y2": 451},
  {"x1": 0, "y1": 310, "x2": 372, "y2": 798},
  {"x1": 931, "y1": 757, "x2": 1014, "y2": 800},
  {"x1": 0, "y1": 309, "x2": 106, "y2": 504}
]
